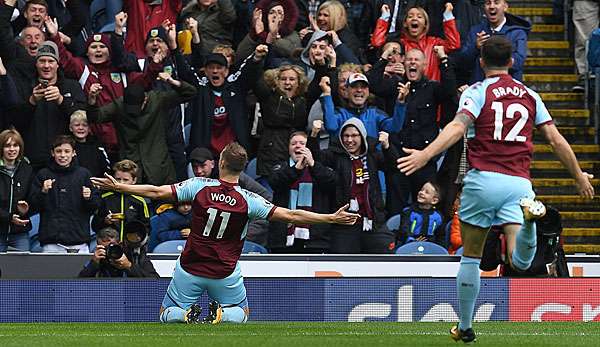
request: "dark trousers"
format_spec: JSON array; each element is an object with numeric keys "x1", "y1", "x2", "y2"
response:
[
  {"x1": 329, "y1": 223, "x2": 395, "y2": 254},
  {"x1": 385, "y1": 161, "x2": 437, "y2": 217}
]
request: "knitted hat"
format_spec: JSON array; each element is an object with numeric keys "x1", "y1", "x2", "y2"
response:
[
  {"x1": 145, "y1": 26, "x2": 169, "y2": 44},
  {"x1": 36, "y1": 41, "x2": 59, "y2": 62},
  {"x1": 85, "y1": 33, "x2": 112, "y2": 55}
]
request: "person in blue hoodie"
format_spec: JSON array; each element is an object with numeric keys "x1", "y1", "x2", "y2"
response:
[{"x1": 459, "y1": 0, "x2": 531, "y2": 84}]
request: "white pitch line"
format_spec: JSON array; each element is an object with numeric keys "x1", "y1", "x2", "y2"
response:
[{"x1": 0, "y1": 331, "x2": 599, "y2": 338}]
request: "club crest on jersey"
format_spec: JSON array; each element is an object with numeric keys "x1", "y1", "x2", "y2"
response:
[{"x1": 110, "y1": 73, "x2": 122, "y2": 83}]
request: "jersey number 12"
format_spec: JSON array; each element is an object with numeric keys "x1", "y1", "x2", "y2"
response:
[
  {"x1": 491, "y1": 101, "x2": 528, "y2": 142},
  {"x1": 203, "y1": 208, "x2": 231, "y2": 239}
]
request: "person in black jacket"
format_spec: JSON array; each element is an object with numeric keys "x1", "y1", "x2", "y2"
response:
[
  {"x1": 78, "y1": 226, "x2": 159, "y2": 278},
  {"x1": 0, "y1": 129, "x2": 34, "y2": 252},
  {"x1": 267, "y1": 131, "x2": 336, "y2": 253},
  {"x1": 186, "y1": 45, "x2": 268, "y2": 156},
  {"x1": 30, "y1": 135, "x2": 101, "y2": 253},
  {"x1": 9, "y1": 40, "x2": 86, "y2": 171},
  {"x1": 387, "y1": 46, "x2": 456, "y2": 216},
  {"x1": 309, "y1": 118, "x2": 398, "y2": 253},
  {"x1": 69, "y1": 110, "x2": 111, "y2": 178}
]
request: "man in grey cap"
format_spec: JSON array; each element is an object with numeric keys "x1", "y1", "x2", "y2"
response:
[{"x1": 10, "y1": 40, "x2": 86, "y2": 171}]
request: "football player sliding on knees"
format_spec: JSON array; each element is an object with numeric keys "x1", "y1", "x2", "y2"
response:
[{"x1": 91, "y1": 142, "x2": 359, "y2": 325}]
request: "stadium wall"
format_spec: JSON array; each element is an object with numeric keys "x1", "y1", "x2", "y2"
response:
[{"x1": 1, "y1": 278, "x2": 599, "y2": 323}]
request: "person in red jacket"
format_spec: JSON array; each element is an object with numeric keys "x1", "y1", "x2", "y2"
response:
[
  {"x1": 372, "y1": 3, "x2": 460, "y2": 82},
  {"x1": 123, "y1": 0, "x2": 182, "y2": 58},
  {"x1": 43, "y1": 16, "x2": 164, "y2": 161}
]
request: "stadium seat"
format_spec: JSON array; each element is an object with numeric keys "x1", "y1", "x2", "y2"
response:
[
  {"x1": 152, "y1": 240, "x2": 187, "y2": 254},
  {"x1": 242, "y1": 240, "x2": 268, "y2": 254},
  {"x1": 455, "y1": 247, "x2": 464, "y2": 256},
  {"x1": 395, "y1": 241, "x2": 449, "y2": 255},
  {"x1": 245, "y1": 158, "x2": 258, "y2": 180},
  {"x1": 385, "y1": 214, "x2": 401, "y2": 233}
]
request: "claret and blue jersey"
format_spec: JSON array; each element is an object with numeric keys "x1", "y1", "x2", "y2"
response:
[
  {"x1": 170, "y1": 177, "x2": 276, "y2": 279},
  {"x1": 458, "y1": 74, "x2": 553, "y2": 179}
]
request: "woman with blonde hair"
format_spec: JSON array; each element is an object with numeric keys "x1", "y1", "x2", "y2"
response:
[
  {"x1": 0, "y1": 128, "x2": 34, "y2": 252},
  {"x1": 314, "y1": 0, "x2": 363, "y2": 62},
  {"x1": 254, "y1": 65, "x2": 313, "y2": 177}
]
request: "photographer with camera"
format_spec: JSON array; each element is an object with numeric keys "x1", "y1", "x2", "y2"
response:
[{"x1": 78, "y1": 223, "x2": 158, "y2": 278}]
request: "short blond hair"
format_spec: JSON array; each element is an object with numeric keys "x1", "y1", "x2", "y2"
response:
[
  {"x1": 318, "y1": 1, "x2": 348, "y2": 31},
  {"x1": 70, "y1": 110, "x2": 88, "y2": 124}
]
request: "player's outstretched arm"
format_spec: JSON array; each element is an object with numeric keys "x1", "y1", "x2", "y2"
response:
[
  {"x1": 539, "y1": 123, "x2": 595, "y2": 198},
  {"x1": 269, "y1": 204, "x2": 360, "y2": 225},
  {"x1": 91, "y1": 173, "x2": 175, "y2": 201},
  {"x1": 396, "y1": 112, "x2": 471, "y2": 175}
]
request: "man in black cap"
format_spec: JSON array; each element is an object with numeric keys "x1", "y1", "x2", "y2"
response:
[{"x1": 187, "y1": 45, "x2": 268, "y2": 158}]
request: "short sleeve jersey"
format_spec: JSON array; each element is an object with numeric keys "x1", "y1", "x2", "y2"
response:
[
  {"x1": 171, "y1": 177, "x2": 276, "y2": 278},
  {"x1": 458, "y1": 74, "x2": 553, "y2": 179}
]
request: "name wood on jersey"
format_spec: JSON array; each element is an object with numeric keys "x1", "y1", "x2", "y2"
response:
[
  {"x1": 492, "y1": 86, "x2": 526, "y2": 99},
  {"x1": 210, "y1": 192, "x2": 237, "y2": 206}
]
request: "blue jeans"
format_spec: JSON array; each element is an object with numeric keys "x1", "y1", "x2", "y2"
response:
[{"x1": 0, "y1": 233, "x2": 30, "y2": 252}]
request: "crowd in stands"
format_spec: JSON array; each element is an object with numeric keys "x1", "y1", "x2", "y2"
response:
[{"x1": 0, "y1": 0, "x2": 536, "y2": 261}]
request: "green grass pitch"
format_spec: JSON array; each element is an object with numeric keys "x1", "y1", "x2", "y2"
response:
[{"x1": 1, "y1": 322, "x2": 599, "y2": 346}]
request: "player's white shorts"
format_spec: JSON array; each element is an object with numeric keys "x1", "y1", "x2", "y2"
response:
[{"x1": 459, "y1": 169, "x2": 535, "y2": 228}]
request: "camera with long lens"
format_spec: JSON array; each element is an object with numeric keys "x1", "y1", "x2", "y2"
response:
[{"x1": 105, "y1": 243, "x2": 124, "y2": 260}]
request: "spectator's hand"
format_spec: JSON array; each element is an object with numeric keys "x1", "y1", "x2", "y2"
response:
[
  {"x1": 327, "y1": 30, "x2": 340, "y2": 46},
  {"x1": 300, "y1": 147, "x2": 315, "y2": 167},
  {"x1": 152, "y1": 47, "x2": 167, "y2": 63},
  {"x1": 186, "y1": 17, "x2": 199, "y2": 35},
  {"x1": 30, "y1": 83, "x2": 46, "y2": 105},
  {"x1": 319, "y1": 76, "x2": 331, "y2": 95},
  {"x1": 42, "y1": 179, "x2": 55, "y2": 193},
  {"x1": 254, "y1": 44, "x2": 268, "y2": 60},
  {"x1": 385, "y1": 62, "x2": 404, "y2": 77},
  {"x1": 457, "y1": 84, "x2": 469, "y2": 95},
  {"x1": 88, "y1": 83, "x2": 102, "y2": 105},
  {"x1": 0, "y1": 57, "x2": 5, "y2": 76},
  {"x1": 104, "y1": 213, "x2": 121, "y2": 225},
  {"x1": 16, "y1": 200, "x2": 29, "y2": 215},
  {"x1": 294, "y1": 154, "x2": 307, "y2": 170},
  {"x1": 111, "y1": 253, "x2": 132, "y2": 270},
  {"x1": 311, "y1": 119, "x2": 323, "y2": 137},
  {"x1": 11, "y1": 214, "x2": 29, "y2": 227},
  {"x1": 114, "y1": 11, "x2": 127, "y2": 35},
  {"x1": 378, "y1": 131, "x2": 390, "y2": 149},
  {"x1": 44, "y1": 85, "x2": 64, "y2": 104},
  {"x1": 476, "y1": 31, "x2": 490, "y2": 50},
  {"x1": 416, "y1": 235, "x2": 427, "y2": 242},
  {"x1": 44, "y1": 16, "x2": 58, "y2": 38},
  {"x1": 444, "y1": 2, "x2": 453, "y2": 13},
  {"x1": 576, "y1": 172, "x2": 595, "y2": 199},
  {"x1": 299, "y1": 27, "x2": 312, "y2": 41},
  {"x1": 381, "y1": 4, "x2": 391, "y2": 17},
  {"x1": 162, "y1": 19, "x2": 178, "y2": 50},
  {"x1": 180, "y1": 228, "x2": 191, "y2": 238},
  {"x1": 253, "y1": 8, "x2": 264, "y2": 34},
  {"x1": 433, "y1": 45, "x2": 447, "y2": 59},
  {"x1": 309, "y1": 14, "x2": 319, "y2": 31},
  {"x1": 397, "y1": 81, "x2": 410, "y2": 103},
  {"x1": 82, "y1": 186, "x2": 92, "y2": 200},
  {"x1": 325, "y1": 44, "x2": 336, "y2": 67},
  {"x1": 92, "y1": 245, "x2": 106, "y2": 264}
]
